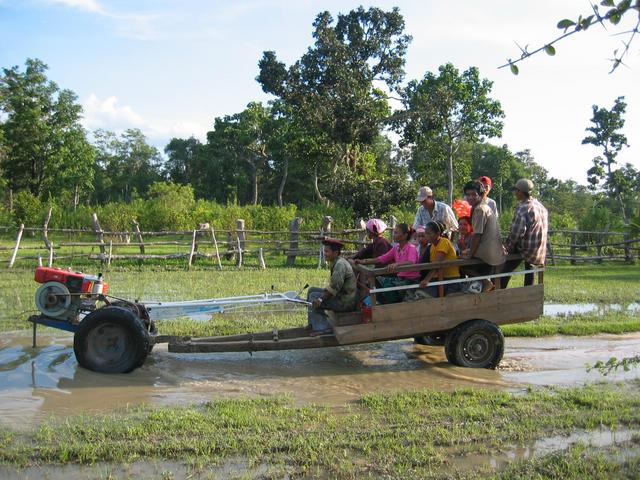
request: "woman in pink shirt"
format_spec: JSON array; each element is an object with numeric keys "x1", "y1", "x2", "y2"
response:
[{"x1": 355, "y1": 223, "x2": 420, "y2": 303}]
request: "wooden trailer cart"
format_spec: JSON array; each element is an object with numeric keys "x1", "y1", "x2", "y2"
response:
[{"x1": 28, "y1": 255, "x2": 543, "y2": 373}]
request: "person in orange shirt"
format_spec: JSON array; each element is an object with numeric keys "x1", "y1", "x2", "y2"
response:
[{"x1": 415, "y1": 221, "x2": 462, "y2": 298}]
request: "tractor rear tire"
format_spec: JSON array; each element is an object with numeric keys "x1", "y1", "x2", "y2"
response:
[
  {"x1": 74, "y1": 306, "x2": 150, "y2": 373},
  {"x1": 444, "y1": 320, "x2": 504, "y2": 369}
]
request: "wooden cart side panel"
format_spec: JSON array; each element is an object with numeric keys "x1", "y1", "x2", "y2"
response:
[{"x1": 333, "y1": 285, "x2": 543, "y2": 345}]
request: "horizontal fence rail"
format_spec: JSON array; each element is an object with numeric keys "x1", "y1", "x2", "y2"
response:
[{"x1": 0, "y1": 211, "x2": 637, "y2": 269}]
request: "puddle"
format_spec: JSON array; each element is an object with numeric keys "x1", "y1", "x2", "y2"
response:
[
  {"x1": 544, "y1": 302, "x2": 640, "y2": 316},
  {"x1": 448, "y1": 427, "x2": 639, "y2": 472},
  {"x1": 1, "y1": 331, "x2": 639, "y2": 429},
  {"x1": 0, "y1": 457, "x2": 273, "y2": 480}
]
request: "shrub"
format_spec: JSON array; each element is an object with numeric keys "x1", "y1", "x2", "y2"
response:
[{"x1": 12, "y1": 190, "x2": 42, "y2": 226}]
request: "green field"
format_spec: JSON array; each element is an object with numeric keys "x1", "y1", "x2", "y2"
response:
[
  {"x1": 2, "y1": 263, "x2": 640, "y2": 478},
  {"x1": 1, "y1": 263, "x2": 638, "y2": 336},
  {"x1": 1, "y1": 382, "x2": 639, "y2": 478}
]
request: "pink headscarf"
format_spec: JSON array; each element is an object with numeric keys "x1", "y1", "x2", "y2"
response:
[
  {"x1": 365, "y1": 218, "x2": 387, "y2": 235},
  {"x1": 415, "y1": 226, "x2": 426, "y2": 234}
]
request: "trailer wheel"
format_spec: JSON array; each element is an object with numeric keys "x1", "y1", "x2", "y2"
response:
[
  {"x1": 74, "y1": 306, "x2": 150, "y2": 373},
  {"x1": 414, "y1": 334, "x2": 447, "y2": 346},
  {"x1": 444, "y1": 320, "x2": 504, "y2": 369}
]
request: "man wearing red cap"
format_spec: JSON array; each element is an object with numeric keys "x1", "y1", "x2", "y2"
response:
[
  {"x1": 477, "y1": 176, "x2": 498, "y2": 218},
  {"x1": 307, "y1": 238, "x2": 357, "y2": 336}
]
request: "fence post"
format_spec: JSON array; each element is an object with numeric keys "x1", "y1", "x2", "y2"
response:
[
  {"x1": 388, "y1": 215, "x2": 397, "y2": 242},
  {"x1": 43, "y1": 207, "x2": 52, "y2": 251},
  {"x1": 596, "y1": 232, "x2": 603, "y2": 264},
  {"x1": 132, "y1": 220, "x2": 145, "y2": 254},
  {"x1": 318, "y1": 216, "x2": 333, "y2": 268},
  {"x1": 42, "y1": 207, "x2": 55, "y2": 266},
  {"x1": 357, "y1": 219, "x2": 367, "y2": 245},
  {"x1": 236, "y1": 219, "x2": 245, "y2": 267},
  {"x1": 107, "y1": 239, "x2": 113, "y2": 268},
  {"x1": 623, "y1": 232, "x2": 633, "y2": 263},
  {"x1": 8, "y1": 223, "x2": 24, "y2": 268},
  {"x1": 258, "y1": 247, "x2": 266, "y2": 269},
  {"x1": 91, "y1": 213, "x2": 106, "y2": 264},
  {"x1": 48, "y1": 243, "x2": 54, "y2": 267},
  {"x1": 570, "y1": 231, "x2": 577, "y2": 265},
  {"x1": 546, "y1": 232, "x2": 556, "y2": 266},
  {"x1": 188, "y1": 229, "x2": 197, "y2": 269},
  {"x1": 210, "y1": 225, "x2": 222, "y2": 269},
  {"x1": 286, "y1": 217, "x2": 302, "y2": 266},
  {"x1": 236, "y1": 236, "x2": 243, "y2": 267}
]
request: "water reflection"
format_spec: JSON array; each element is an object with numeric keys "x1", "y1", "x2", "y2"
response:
[{"x1": 544, "y1": 302, "x2": 640, "y2": 316}]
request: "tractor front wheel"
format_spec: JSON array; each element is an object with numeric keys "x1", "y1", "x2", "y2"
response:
[{"x1": 74, "y1": 307, "x2": 150, "y2": 373}]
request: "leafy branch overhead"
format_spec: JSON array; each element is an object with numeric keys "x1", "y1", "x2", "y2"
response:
[{"x1": 500, "y1": 0, "x2": 640, "y2": 74}]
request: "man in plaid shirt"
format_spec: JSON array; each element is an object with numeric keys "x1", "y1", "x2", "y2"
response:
[{"x1": 500, "y1": 178, "x2": 548, "y2": 288}]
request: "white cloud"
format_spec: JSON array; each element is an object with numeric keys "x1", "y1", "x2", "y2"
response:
[
  {"x1": 81, "y1": 94, "x2": 208, "y2": 146},
  {"x1": 44, "y1": 0, "x2": 160, "y2": 40},
  {"x1": 48, "y1": 0, "x2": 105, "y2": 14},
  {"x1": 82, "y1": 94, "x2": 144, "y2": 130}
]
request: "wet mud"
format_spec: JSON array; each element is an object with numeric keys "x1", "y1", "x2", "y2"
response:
[{"x1": 1, "y1": 330, "x2": 639, "y2": 429}]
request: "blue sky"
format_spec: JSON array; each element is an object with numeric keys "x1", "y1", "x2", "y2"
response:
[{"x1": 1, "y1": 0, "x2": 638, "y2": 183}]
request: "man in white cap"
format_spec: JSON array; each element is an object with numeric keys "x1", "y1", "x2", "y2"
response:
[
  {"x1": 413, "y1": 186, "x2": 458, "y2": 234},
  {"x1": 500, "y1": 178, "x2": 548, "y2": 288}
]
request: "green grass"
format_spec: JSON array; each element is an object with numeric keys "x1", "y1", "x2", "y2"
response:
[
  {"x1": 1, "y1": 263, "x2": 639, "y2": 336},
  {"x1": 0, "y1": 267, "x2": 326, "y2": 333},
  {"x1": 542, "y1": 264, "x2": 640, "y2": 303},
  {"x1": 1, "y1": 382, "x2": 639, "y2": 478},
  {"x1": 502, "y1": 312, "x2": 640, "y2": 337}
]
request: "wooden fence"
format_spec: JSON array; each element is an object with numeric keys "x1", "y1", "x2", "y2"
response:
[{"x1": 1, "y1": 211, "x2": 638, "y2": 269}]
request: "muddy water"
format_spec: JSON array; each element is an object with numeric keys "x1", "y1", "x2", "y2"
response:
[
  {"x1": 1, "y1": 331, "x2": 639, "y2": 429},
  {"x1": 544, "y1": 302, "x2": 640, "y2": 316},
  {"x1": 449, "y1": 427, "x2": 639, "y2": 472}
]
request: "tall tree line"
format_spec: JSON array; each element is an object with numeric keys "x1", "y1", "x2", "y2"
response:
[{"x1": 0, "y1": 7, "x2": 636, "y2": 226}]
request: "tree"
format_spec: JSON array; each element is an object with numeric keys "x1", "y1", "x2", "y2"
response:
[
  {"x1": 501, "y1": 0, "x2": 640, "y2": 74},
  {"x1": 397, "y1": 63, "x2": 504, "y2": 204},
  {"x1": 204, "y1": 102, "x2": 271, "y2": 206},
  {"x1": 583, "y1": 96, "x2": 630, "y2": 223},
  {"x1": 0, "y1": 58, "x2": 95, "y2": 203},
  {"x1": 470, "y1": 143, "x2": 518, "y2": 214},
  {"x1": 164, "y1": 137, "x2": 203, "y2": 185},
  {"x1": 257, "y1": 6, "x2": 411, "y2": 202},
  {"x1": 92, "y1": 129, "x2": 162, "y2": 203}
]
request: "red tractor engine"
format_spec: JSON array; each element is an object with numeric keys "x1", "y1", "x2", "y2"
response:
[{"x1": 34, "y1": 267, "x2": 109, "y2": 322}]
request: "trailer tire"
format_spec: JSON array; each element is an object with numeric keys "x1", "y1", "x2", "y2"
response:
[
  {"x1": 445, "y1": 320, "x2": 504, "y2": 369},
  {"x1": 74, "y1": 306, "x2": 150, "y2": 373},
  {"x1": 414, "y1": 334, "x2": 447, "y2": 346}
]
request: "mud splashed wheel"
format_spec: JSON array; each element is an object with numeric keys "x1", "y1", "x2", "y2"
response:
[
  {"x1": 445, "y1": 320, "x2": 504, "y2": 369},
  {"x1": 73, "y1": 307, "x2": 150, "y2": 373}
]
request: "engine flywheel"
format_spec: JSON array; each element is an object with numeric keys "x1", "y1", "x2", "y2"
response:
[{"x1": 35, "y1": 281, "x2": 72, "y2": 318}]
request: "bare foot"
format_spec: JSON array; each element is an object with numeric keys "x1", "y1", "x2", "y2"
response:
[{"x1": 482, "y1": 280, "x2": 495, "y2": 292}]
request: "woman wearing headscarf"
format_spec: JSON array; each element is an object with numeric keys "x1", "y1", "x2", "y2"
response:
[{"x1": 350, "y1": 218, "x2": 392, "y2": 268}]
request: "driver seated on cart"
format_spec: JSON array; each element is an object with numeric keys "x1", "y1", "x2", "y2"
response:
[{"x1": 307, "y1": 238, "x2": 357, "y2": 336}]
